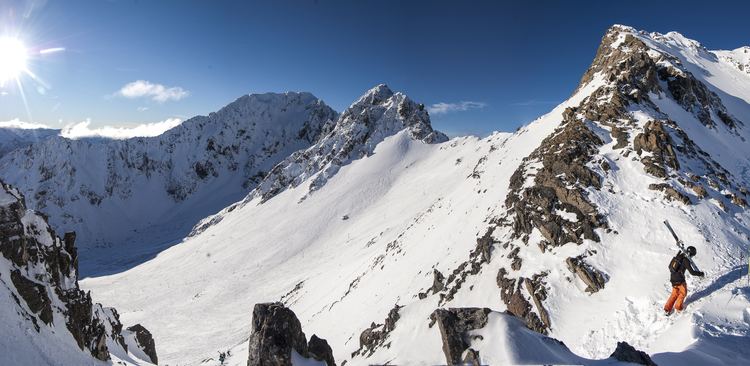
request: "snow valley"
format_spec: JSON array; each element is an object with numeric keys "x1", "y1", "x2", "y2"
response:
[{"x1": 2, "y1": 25, "x2": 750, "y2": 366}]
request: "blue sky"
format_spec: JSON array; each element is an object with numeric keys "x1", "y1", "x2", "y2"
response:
[{"x1": 1, "y1": 0, "x2": 749, "y2": 136}]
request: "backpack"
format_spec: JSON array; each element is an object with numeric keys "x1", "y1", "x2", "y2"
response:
[{"x1": 669, "y1": 254, "x2": 683, "y2": 273}]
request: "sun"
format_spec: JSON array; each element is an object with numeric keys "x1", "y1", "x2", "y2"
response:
[{"x1": 0, "y1": 37, "x2": 29, "y2": 85}]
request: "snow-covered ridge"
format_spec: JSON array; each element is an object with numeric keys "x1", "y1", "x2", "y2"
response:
[
  {"x1": 714, "y1": 46, "x2": 750, "y2": 76},
  {"x1": 0, "y1": 91, "x2": 337, "y2": 275}
]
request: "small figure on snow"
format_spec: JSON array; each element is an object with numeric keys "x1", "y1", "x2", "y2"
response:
[{"x1": 663, "y1": 246, "x2": 704, "y2": 315}]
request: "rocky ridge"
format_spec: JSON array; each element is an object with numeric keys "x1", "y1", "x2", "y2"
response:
[
  {"x1": 252, "y1": 84, "x2": 448, "y2": 203},
  {"x1": 0, "y1": 180, "x2": 156, "y2": 363},
  {"x1": 413, "y1": 24, "x2": 749, "y2": 337}
]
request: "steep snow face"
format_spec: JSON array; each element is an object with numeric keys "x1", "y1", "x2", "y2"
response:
[
  {"x1": 0, "y1": 92, "x2": 336, "y2": 276},
  {"x1": 0, "y1": 180, "x2": 155, "y2": 366},
  {"x1": 82, "y1": 26, "x2": 750, "y2": 366}
]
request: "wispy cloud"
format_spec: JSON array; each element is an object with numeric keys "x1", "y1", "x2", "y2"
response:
[
  {"x1": 39, "y1": 47, "x2": 65, "y2": 55},
  {"x1": 427, "y1": 101, "x2": 487, "y2": 115},
  {"x1": 0, "y1": 118, "x2": 53, "y2": 130},
  {"x1": 61, "y1": 118, "x2": 183, "y2": 139},
  {"x1": 117, "y1": 80, "x2": 189, "y2": 103},
  {"x1": 137, "y1": 106, "x2": 149, "y2": 112}
]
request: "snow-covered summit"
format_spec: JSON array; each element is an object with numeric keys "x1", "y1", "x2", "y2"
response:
[{"x1": 248, "y1": 84, "x2": 446, "y2": 203}]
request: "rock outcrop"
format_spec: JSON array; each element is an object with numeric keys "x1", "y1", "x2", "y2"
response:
[
  {"x1": 125, "y1": 324, "x2": 159, "y2": 364},
  {"x1": 610, "y1": 341, "x2": 658, "y2": 366},
  {"x1": 247, "y1": 302, "x2": 335, "y2": 366},
  {"x1": 352, "y1": 304, "x2": 402, "y2": 358},
  {"x1": 565, "y1": 256, "x2": 607, "y2": 293},
  {"x1": 430, "y1": 308, "x2": 491, "y2": 365},
  {"x1": 0, "y1": 180, "x2": 157, "y2": 363},
  {"x1": 495, "y1": 268, "x2": 549, "y2": 334}
]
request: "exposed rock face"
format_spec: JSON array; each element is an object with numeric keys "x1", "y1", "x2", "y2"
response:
[
  {"x1": 506, "y1": 113, "x2": 606, "y2": 251},
  {"x1": 247, "y1": 302, "x2": 335, "y2": 366},
  {"x1": 634, "y1": 121, "x2": 680, "y2": 178},
  {"x1": 10, "y1": 269, "x2": 53, "y2": 325},
  {"x1": 496, "y1": 268, "x2": 548, "y2": 334},
  {"x1": 610, "y1": 341, "x2": 658, "y2": 366},
  {"x1": 308, "y1": 334, "x2": 336, "y2": 366},
  {"x1": 126, "y1": 324, "x2": 159, "y2": 364},
  {"x1": 430, "y1": 307, "x2": 490, "y2": 365},
  {"x1": 0, "y1": 180, "x2": 156, "y2": 362},
  {"x1": 250, "y1": 84, "x2": 448, "y2": 203}
]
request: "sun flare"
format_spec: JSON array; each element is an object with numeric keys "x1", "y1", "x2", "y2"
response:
[{"x1": 0, "y1": 37, "x2": 29, "y2": 85}]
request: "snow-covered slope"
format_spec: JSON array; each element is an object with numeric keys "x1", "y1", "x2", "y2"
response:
[
  {"x1": 81, "y1": 25, "x2": 750, "y2": 366},
  {"x1": 0, "y1": 93, "x2": 337, "y2": 275},
  {"x1": 0, "y1": 180, "x2": 156, "y2": 366}
]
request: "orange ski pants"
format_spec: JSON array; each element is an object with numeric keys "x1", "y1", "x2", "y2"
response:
[{"x1": 664, "y1": 283, "x2": 688, "y2": 312}]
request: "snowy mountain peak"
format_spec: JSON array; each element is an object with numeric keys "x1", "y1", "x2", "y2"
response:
[
  {"x1": 245, "y1": 84, "x2": 448, "y2": 203},
  {"x1": 353, "y1": 83, "x2": 395, "y2": 106},
  {"x1": 190, "y1": 85, "x2": 447, "y2": 234}
]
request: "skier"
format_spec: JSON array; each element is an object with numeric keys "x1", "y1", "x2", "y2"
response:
[{"x1": 663, "y1": 246, "x2": 704, "y2": 315}]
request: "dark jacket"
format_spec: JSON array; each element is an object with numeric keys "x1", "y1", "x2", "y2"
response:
[{"x1": 669, "y1": 252, "x2": 703, "y2": 284}]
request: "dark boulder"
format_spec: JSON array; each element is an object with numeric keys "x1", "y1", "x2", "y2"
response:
[
  {"x1": 127, "y1": 324, "x2": 159, "y2": 364},
  {"x1": 430, "y1": 307, "x2": 490, "y2": 365},
  {"x1": 308, "y1": 334, "x2": 336, "y2": 366},
  {"x1": 610, "y1": 341, "x2": 657, "y2": 366},
  {"x1": 247, "y1": 302, "x2": 335, "y2": 366},
  {"x1": 565, "y1": 256, "x2": 607, "y2": 293}
]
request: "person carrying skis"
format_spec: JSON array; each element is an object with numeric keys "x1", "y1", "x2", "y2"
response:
[{"x1": 664, "y1": 246, "x2": 704, "y2": 315}]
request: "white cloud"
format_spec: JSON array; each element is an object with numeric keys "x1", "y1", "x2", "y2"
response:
[
  {"x1": 427, "y1": 101, "x2": 487, "y2": 115},
  {"x1": 137, "y1": 106, "x2": 149, "y2": 112},
  {"x1": 0, "y1": 118, "x2": 53, "y2": 130},
  {"x1": 61, "y1": 118, "x2": 183, "y2": 139},
  {"x1": 117, "y1": 80, "x2": 189, "y2": 103}
]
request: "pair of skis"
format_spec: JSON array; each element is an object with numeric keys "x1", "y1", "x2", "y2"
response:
[{"x1": 663, "y1": 220, "x2": 702, "y2": 273}]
